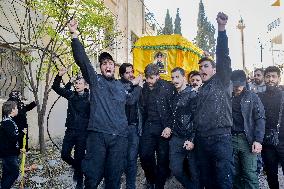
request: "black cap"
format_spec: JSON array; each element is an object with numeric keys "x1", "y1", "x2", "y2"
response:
[
  {"x1": 231, "y1": 70, "x2": 246, "y2": 87},
  {"x1": 98, "y1": 52, "x2": 114, "y2": 66}
]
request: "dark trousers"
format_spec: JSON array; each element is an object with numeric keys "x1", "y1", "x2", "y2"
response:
[
  {"x1": 61, "y1": 129, "x2": 87, "y2": 183},
  {"x1": 139, "y1": 123, "x2": 170, "y2": 189},
  {"x1": 126, "y1": 124, "x2": 140, "y2": 189},
  {"x1": 169, "y1": 136, "x2": 200, "y2": 189},
  {"x1": 82, "y1": 131, "x2": 127, "y2": 189},
  {"x1": 196, "y1": 134, "x2": 233, "y2": 189},
  {"x1": 1, "y1": 156, "x2": 19, "y2": 189},
  {"x1": 232, "y1": 134, "x2": 258, "y2": 189},
  {"x1": 262, "y1": 143, "x2": 284, "y2": 189}
]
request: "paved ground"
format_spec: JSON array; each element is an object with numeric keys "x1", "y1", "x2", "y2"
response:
[{"x1": 5, "y1": 139, "x2": 283, "y2": 189}]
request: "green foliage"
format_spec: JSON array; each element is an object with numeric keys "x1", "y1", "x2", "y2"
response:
[
  {"x1": 28, "y1": 0, "x2": 117, "y2": 73},
  {"x1": 194, "y1": 0, "x2": 216, "y2": 57},
  {"x1": 162, "y1": 9, "x2": 173, "y2": 35},
  {"x1": 174, "y1": 8, "x2": 182, "y2": 35}
]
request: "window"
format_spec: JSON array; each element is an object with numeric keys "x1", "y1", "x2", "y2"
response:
[{"x1": 0, "y1": 47, "x2": 24, "y2": 99}]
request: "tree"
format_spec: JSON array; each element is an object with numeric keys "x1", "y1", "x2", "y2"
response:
[
  {"x1": 194, "y1": 0, "x2": 216, "y2": 56},
  {"x1": 162, "y1": 9, "x2": 173, "y2": 35},
  {"x1": 174, "y1": 8, "x2": 182, "y2": 35},
  {"x1": 0, "y1": 0, "x2": 118, "y2": 153}
]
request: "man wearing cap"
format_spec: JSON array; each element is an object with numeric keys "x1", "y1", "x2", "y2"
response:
[
  {"x1": 231, "y1": 70, "x2": 265, "y2": 189},
  {"x1": 194, "y1": 12, "x2": 233, "y2": 189},
  {"x1": 67, "y1": 20, "x2": 142, "y2": 189}
]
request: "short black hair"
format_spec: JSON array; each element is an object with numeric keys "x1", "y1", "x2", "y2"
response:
[
  {"x1": 144, "y1": 63, "x2": 159, "y2": 77},
  {"x1": 254, "y1": 68, "x2": 264, "y2": 74},
  {"x1": 188, "y1": 70, "x2": 200, "y2": 78},
  {"x1": 98, "y1": 52, "x2": 114, "y2": 66},
  {"x1": 171, "y1": 67, "x2": 185, "y2": 76},
  {"x1": 198, "y1": 57, "x2": 216, "y2": 68},
  {"x1": 75, "y1": 76, "x2": 87, "y2": 84},
  {"x1": 2, "y1": 101, "x2": 17, "y2": 117},
  {"x1": 119, "y1": 63, "x2": 133, "y2": 77},
  {"x1": 264, "y1": 66, "x2": 281, "y2": 77}
]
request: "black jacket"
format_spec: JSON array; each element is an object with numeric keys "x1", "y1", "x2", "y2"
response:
[
  {"x1": 71, "y1": 38, "x2": 140, "y2": 137},
  {"x1": 140, "y1": 79, "x2": 175, "y2": 129},
  {"x1": 6, "y1": 99, "x2": 36, "y2": 131},
  {"x1": 233, "y1": 89, "x2": 265, "y2": 144},
  {"x1": 120, "y1": 78, "x2": 143, "y2": 135},
  {"x1": 194, "y1": 31, "x2": 233, "y2": 137},
  {"x1": 258, "y1": 87, "x2": 284, "y2": 141},
  {"x1": 169, "y1": 86, "x2": 197, "y2": 141},
  {"x1": 0, "y1": 117, "x2": 20, "y2": 157},
  {"x1": 52, "y1": 75, "x2": 90, "y2": 131}
]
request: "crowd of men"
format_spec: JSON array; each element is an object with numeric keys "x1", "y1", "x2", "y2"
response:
[{"x1": 1, "y1": 11, "x2": 284, "y2": 189}]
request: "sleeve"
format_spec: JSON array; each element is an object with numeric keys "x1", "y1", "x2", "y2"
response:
[
  {"x1": 3, "y1": 122, "x2": 19, "y2": 143},
  {"x1": 252, "y1": 93, "x2": 266, "y2": 143},
  {"x1": 52, "y1": 75, "x2": 74, "y2": 99},
  {"x1": 216, "y1": 31, "x2": 232, "y2": 88},
  {"x1": 25, "y1": 101, "x2": 37, "y2": 112},
  {"x1": 139, "y1": 87, "x2": 148, "y2": 127},
  {"x1": 64, "y1": 81, "x2": 73, "y2": 90},
  {"x1": 126, "y1": 86, "x2": 142, "y2": 105},
  {"x1": 71, "y1": 38, "x2": 97, "y2": 87},
  {"x1": 164, "y1": 83, "x2": 176, "y2": 129},
  {"x1": 186, "y1": 91, "x2": 198, "y2": 143}
]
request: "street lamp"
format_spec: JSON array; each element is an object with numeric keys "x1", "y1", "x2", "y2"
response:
[{"x1": 237, "y1": 17, "x2": 246, "y2": 71}]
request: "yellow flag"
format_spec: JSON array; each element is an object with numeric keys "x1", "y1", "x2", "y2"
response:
[
  {"x1": 271, "y1": 0, "x2": 280, "y2": 6},
  {"x1": 132, "y1": 34, "x2": 203, "y2": 81}
]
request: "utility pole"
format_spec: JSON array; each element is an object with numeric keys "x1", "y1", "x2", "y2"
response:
[
  {"x1": 258, "y1": 38, "x2": 264, "y2": 68},
  {"x1": 237, "y1": 17, "x2": 246, "y2": 71}
]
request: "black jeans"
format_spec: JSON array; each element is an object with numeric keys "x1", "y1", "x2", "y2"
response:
[
  {"x1": 262, "y1": 143, "x2": 284, "y2": 189},
  {"x1": 61, "y1": 129, "x2": 87, "y2": 182},
  {"x1": 126, "y1": 124, "x2": 140, "y2": 189},
  {"x1": 169, "y1": 136, "x2": 200, "y2": 189},
  {"x1": 139, "y1": 122, "x2": 170, "y2": 189},
  {"x1": 82, "y1": 131, "x2": 127, "y2": 189},
  {"x1": 1, "y1": 156, "x2": 19, "y2": 189},
  {"x1": 196, "y1": 133, "x2": 233, "y2": 189}
]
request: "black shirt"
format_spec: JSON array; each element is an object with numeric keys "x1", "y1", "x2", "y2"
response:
[
  {"x1": 120, "y1": 78, "x2": 141, "y2": 125},
  {"x1": 232, "y1": 92, "x2": 245, "y2": 133},
  {"x1": 146, "y1": 87, "x2": 161, "y2": 123},
  {"x1": 258, "y1": 87, "x2": 283, "y2": 135}
]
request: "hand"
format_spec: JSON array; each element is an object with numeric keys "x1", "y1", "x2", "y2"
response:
[
  {"x1": 58, "y1": 67, "x2": 67, "y2": 76},
  {"x1": 67, "y1": 19, "x2": 78, "y2": 33},
  {"x1": 161, "y1": 127, "x2": 171, "y2": 138},
  {"x1": 70, "y1": 77, "x2": 76, "y2": 83},
  {"x1": 131, "y1": 74, "x2": 143, "y2": 86},
  {"x1": 216, "y1": 12, "x2": 228, "y2": 31},
  {"x1": 22, "y1": 128, "x2": 27, "y2": 134},
  {"x1": 252, "y1": 141, "x2": 262, "y2": 154},
  {"x1": 20, "y1": 148, "x2": 26, "y2": 153},
  {"x1": 183, "y1": 140, "x2": 194, "y2": 151}
]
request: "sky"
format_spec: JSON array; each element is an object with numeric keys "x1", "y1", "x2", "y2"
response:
[{"x1": 144, "y1": 0, "x2": 283, "y2": 72}]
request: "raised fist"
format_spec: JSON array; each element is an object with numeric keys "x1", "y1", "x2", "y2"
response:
[
  {"x1": 67, "y1": 19, "x2": 78, "y2": 33},
  {"x1": 216, "y1": 12, "x2": 228, "y2": 26}
]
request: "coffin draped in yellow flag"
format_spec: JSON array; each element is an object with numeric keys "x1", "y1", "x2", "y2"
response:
[{"x1": 133, "y1": 34, "x2": 204, "y2": 81}]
